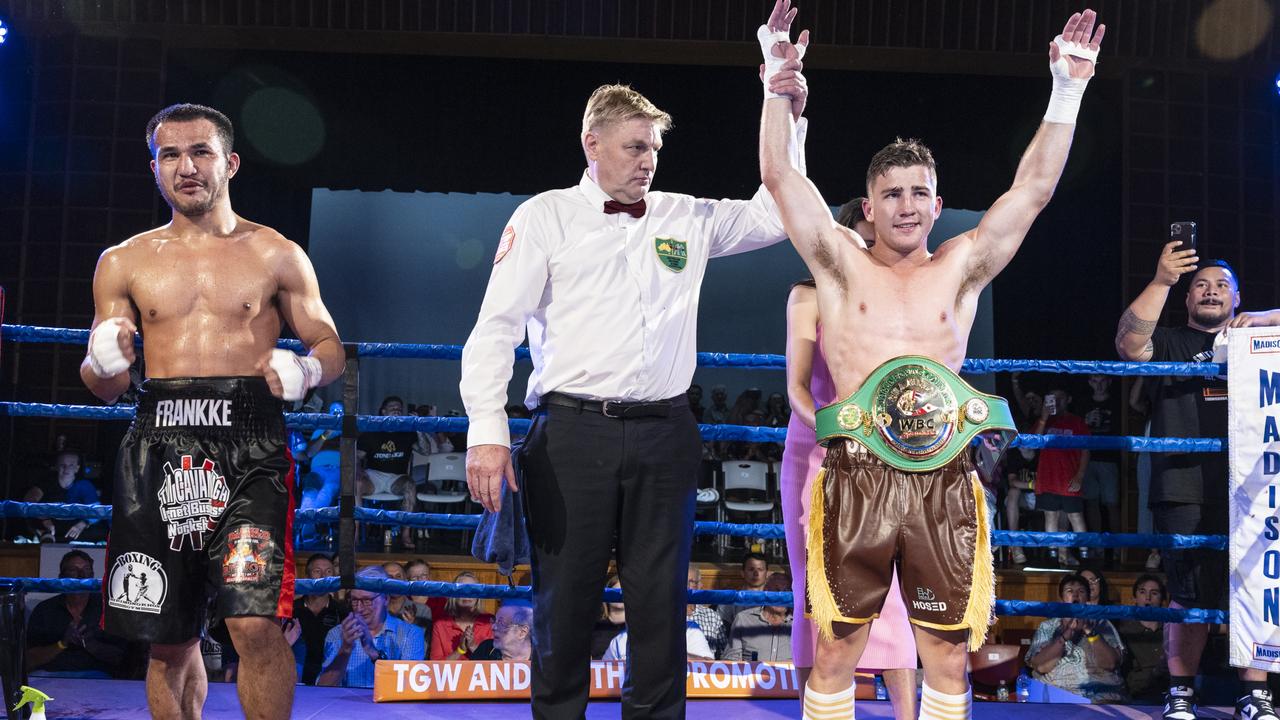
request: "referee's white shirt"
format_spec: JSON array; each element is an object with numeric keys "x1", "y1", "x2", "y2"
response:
[{"x1": 461, "y1": 161, "x2": 800, "y2": 449}]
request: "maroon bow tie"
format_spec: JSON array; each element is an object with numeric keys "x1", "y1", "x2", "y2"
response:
[{"x1": 603, "y1": 199, "x2": 646, "y2": 219}]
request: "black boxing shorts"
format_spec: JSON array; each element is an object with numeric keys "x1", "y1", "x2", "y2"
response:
[
  {"x1": 103, "y1": 376, "x2": 296, "y2": 644},
  {"x1": 805, "y1": 440, "x2": 995, "y2": 650}
]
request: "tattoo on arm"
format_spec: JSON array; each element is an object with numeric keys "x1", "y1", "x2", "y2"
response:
[
  {"x1": 1144, "y1": 339, "x2": 1154, "y2": 356},
  {"x1": 1116, "y1": 308, "x2": 1157, "y2": 343}
]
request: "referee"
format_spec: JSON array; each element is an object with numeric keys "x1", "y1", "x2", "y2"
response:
[{"x1": 461, "y1": 76, "x2": 807, "y2": 719}]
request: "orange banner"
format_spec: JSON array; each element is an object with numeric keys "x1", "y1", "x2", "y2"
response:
[{"x1": 373, "y1": 660, "x2": 807, "y2": 701}]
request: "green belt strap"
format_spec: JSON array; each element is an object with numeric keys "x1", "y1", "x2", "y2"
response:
[{"x1": 815, "y1": 355, "x2": 1017, "y2": 472}]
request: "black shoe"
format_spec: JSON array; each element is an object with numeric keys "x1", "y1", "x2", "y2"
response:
[
  {"x1": 1237, "y1": 689, "x2": 1280, "y2": 720},
  {"x1": 1163, "y1": 687, "x2": 1199, "y2": 720}
]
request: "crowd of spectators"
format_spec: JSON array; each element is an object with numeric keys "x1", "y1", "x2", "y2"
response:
[
  {"x1": 999, "y1": 372, "x2": 1129, "y2": 570},
  {"x1": 1023, "y1": 570, "x2": 1172, "y2": 704}
]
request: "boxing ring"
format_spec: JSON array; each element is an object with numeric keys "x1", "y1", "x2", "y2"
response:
[{"x1": 0, "y1": 323, "x2": 1236, "y2": 718}]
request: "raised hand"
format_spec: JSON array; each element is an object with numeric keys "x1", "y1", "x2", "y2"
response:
[
  {"x1": 1049, "y1": 9, "x2": 1106, "y2": 79},
  {"x1": 766, "y1": 0, "x2": 799, "y2": 35},
  {"x1": 1154, "y1": 240, "x2": 1198, "y2": 287},
  {"x1": 761, "y1": 0, "x2": 811, "y2": 119}
]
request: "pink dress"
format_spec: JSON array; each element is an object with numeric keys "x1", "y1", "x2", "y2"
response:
[{"x1": 781, "y1": 325, "x2": 918, "y2": 669}]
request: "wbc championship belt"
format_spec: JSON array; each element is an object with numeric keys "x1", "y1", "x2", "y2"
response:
[{"x1": 814, "y1": 355, "x2": 1017, "y2": 472}]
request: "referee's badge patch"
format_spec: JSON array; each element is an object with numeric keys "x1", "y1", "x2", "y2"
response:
[
  {"x1": 494, "y1": 226, "x2": 516, "y2": 264},
  {"x1": 654, "y1": 236, "x2": 687, "y2": 272}
]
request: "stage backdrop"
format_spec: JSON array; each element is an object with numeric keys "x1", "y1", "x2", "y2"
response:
[{"x1": 309, "y1": 188, "x2": 990, "y2": 416}]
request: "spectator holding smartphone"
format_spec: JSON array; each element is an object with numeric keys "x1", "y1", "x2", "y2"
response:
[{"x1": 1032, "y1": 385, "x2": 1090, "y2": 567}]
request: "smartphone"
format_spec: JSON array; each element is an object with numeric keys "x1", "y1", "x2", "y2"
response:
[{"x1": 1171, "y1": 221, "x2": 1197, "y2": 252}]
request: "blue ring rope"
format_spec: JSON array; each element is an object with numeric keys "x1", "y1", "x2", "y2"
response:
[
  {"x1": 0, "y1": 577, "x2": 1226, "y2": 623},
  {"x1": 0, "y1": 402, "x2": 1224, "y2": 451},
  {"x1": 1, "y1": 324, "x2": 1225, "y2": 376},
  {"x1": 1, "y1": 502, "x2": 1229, "y2": 549}
]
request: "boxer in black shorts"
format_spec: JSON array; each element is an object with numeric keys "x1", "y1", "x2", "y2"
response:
[
  {"x1": 81, "y1": 103, "x2": 342, "y2": 720},
  {"x1": 105, "y1": 377, "x2": 295, "y2": 644}
]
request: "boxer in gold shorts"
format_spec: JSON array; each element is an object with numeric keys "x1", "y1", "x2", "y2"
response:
[
  {"x1": 807, "y1": 357, "x2": 1014, "y2": 638},
  {"x1": 758, "y1": 2, "x2": 1104, "y2": 716}
]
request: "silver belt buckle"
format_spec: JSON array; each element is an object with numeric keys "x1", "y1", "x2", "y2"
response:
[{"x1": 601, "y1": 400, "x2": 625, "y2": 418}]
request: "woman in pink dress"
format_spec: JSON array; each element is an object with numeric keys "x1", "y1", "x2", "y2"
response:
[{"x1": 783, "y1": 277, "x2": 918, "y2": 718}]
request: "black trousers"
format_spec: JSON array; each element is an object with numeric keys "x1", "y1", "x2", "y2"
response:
[{"x1": 521, "y1": 400, "x2": 701, "y2": 720}]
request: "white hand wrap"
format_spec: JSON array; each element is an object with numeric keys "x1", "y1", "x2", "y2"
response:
[
  {"x1": 1044, "y1": 35, "x2": 1097, "y2": 124},
  {"x1": 269, "y1": 349, "x2": 323, "y2": 401},
  {"x1": 758, "y1": 24, "x2": 806, "y2": 99},
  {"x1": 87, "y1": 317, "x2": 132, "y2": 379}
]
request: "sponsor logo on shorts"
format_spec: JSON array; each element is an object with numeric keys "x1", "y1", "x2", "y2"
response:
[
  {"x1": 916, "y1": 587, "x2": 936, "y2": 601},
  {"x1": 912, "y1": 600, "x2": 948, "y2": 613},
  {"x1": 1255, "y1": 643, "x2": 1280, "y2": 661},
  {"x1": 107, "y1": 552, "x2": 167, "y2": 614},
  {"x1": 158, "y1": 455, "x2": 230, "y2": 551},
  {"x1": 222, "y1": 525, "x2": 275, "y2": 584},
  {"x1": 154, "y1": 398, "x2": 232, "y2": 427}
]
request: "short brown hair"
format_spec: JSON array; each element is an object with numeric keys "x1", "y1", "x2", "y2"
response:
[
  {"x1": 866, "y1": 138, "x2": 937, "y2": 192},
  {"x1": 835, "y1": 197, "x2": 869, "y2": 228},
  {"x1": 581, "y1": 84, "x2": 672, "y2": 139}
]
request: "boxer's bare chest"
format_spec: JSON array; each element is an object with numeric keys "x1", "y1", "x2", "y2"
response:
[
  {"x1": 820, "y1": 256, "x2": 975, "y2": 397},
  {"x1": 128, "y1": 237, "x2": 278, "y2": 327}
]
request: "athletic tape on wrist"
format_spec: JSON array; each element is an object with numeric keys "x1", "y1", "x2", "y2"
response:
[
  {"x1": 271, "y1": 349, "x2": 323, "y2": 401},
  {"x1": 757, "y1": 24, "x2": 805, "y2": 100},
  {"x1": 87, "y1": 317, "x2": 131, "y2": 379},
  {"x1": 1044, "y1": 36, "x2": 1096, "y2": 124}
]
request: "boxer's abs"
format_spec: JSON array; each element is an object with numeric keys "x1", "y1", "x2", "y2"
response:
[
  {"x1": 818, "y1": 302, "x2": 974, "y2": 401},
  {"x1": 137, "y1": 315, "x2": 284, "y2": 378}
]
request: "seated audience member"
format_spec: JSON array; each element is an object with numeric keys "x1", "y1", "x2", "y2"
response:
[
  {"x1": 318, "y1": 566, "x2": 426, "y2": 688},
  {"x1": 357, "y1": 395, "x2": 420, "y2": 550},
  {"x1": 23, "y1": 450, "x2": 104, "y2": 542},
  {"x1": 719, "y1": 553, "x2": 770, "y2": 630},
  {"x1": 1117, "y1": 574, "x2": 1169, "y2": 704},
  {"x1": 1025, "y1": 574, "x2": 1128, "y2": 703},
  {"x1": 221, "y1": 618, "x2": 303, "y2": 684},
  {"x1": 383, "y1": 561, "x2": 430, "y2": 629},
  {"x1": 404, "y1": 558, "x2": 439, "y2": 630},
  {"x1": 763, "y1": 392, "x2": 790, "y2": 428},
  {"x1": 687, "y1": 566, "x2": 725, "y2": 657},
  {"x1": 472, "y1": 602, "x2": 533, "y2": 661},
  {"x1": 294, "y1": 553, "x2": 348, "y2": 685},
  {"x1": 1080, "y1": 568, "x2": 1110, "y2": 606},
  {"x1": 26, "y1": 550, "x2": 126, "y2": 677},
  {"x1": 722, "y1": 572, "x2": 793, "y2": 662},
  {"x1": 687, "y1": 384, "x2": 706, "y2": 423},
  {"x1": 430, "y1": 571, "x2": 495, "y2": 660},
  {"x1": 412, "y1": 403, "x2": 455, "y2": 461},
  {"x1": 603, "y1": 578, "x2": 713, "y2": 662},
  {"x1": 591, "y1": 576, "x2": 626, "y2": 660}
]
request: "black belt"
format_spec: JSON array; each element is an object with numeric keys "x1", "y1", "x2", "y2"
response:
[{"x1": 541, "y1": 392, "x2": 681, "y2": 419}]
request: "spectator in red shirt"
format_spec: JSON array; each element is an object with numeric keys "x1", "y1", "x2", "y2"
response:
[
  {"x1": 429, "y1": 572, "x2": 495, "y2": 660},
  {"x1": 1032, "y1": 386, "x2": 1091, "y2": 567}
]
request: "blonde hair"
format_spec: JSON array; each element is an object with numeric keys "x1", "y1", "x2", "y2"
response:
[
  {"x1": 581, "y1": 84, "x2": 672, "y2": 140},
  {"x1": 444, "y1": 571, "x2": 479, "y2": 617}
]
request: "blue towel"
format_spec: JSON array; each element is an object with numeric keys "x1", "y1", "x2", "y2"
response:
[{"x1": 470, "y1": 442, "x2": 531, "y2": 577}]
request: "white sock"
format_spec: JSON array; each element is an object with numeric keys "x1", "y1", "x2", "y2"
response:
[
  {"x1": 919, "y1": 682, "x2": 971, "y2": 720},
  {"x1": 802, "y1": 682, "x2": 856, "y2": 720}
]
